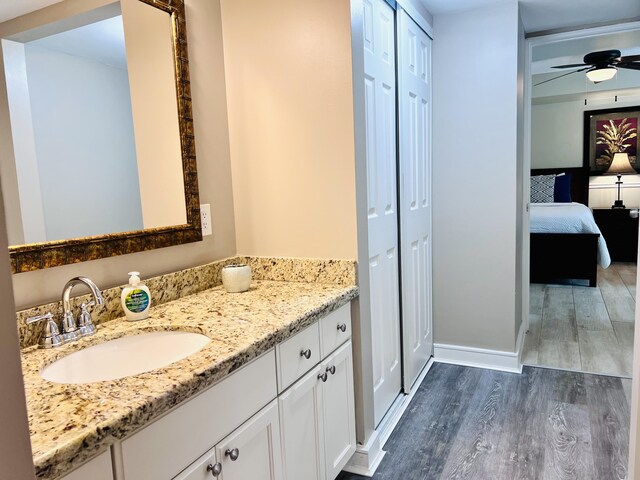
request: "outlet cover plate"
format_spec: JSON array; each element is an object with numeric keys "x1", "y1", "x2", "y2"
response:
[{"x1": 200, "y1": 204, "x2": 212, "y2": 236}]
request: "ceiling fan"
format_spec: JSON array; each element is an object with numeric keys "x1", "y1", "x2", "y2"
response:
[{"x1": 535, "y1": 49, "x2": 640, "y2": 86}]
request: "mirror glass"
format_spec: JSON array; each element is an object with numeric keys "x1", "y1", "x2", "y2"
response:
[{"x1": 1, "y1": 0, "x2": 187, "y2": 247}]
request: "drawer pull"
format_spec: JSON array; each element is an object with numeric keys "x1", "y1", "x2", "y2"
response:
[
  {"x1": 207, "y1": 463, "x2": 222, "y2": 477},
  {"x1": 225, "y1": 448, "x2": 240, "y2": 461},
  {"x1": 337, "y1": 323, "x2": 347, "y2": 332},
  {"x1": 326, "y1": 365, "x2": 336, "y2": 375},
  {"x1": 300, "y1": 348, "x2": 312, "y2": 359},
  {"x1": 318, "y1": 371, "x2": 328, "y2": 382}
]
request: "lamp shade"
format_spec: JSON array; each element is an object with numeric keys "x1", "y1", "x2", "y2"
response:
[
  {"x1": 586, "y1": 67, "x2": 617, "y2": 83},
  {"x1": 605, "y1": 152, "x2": 636, "y2": 175}
]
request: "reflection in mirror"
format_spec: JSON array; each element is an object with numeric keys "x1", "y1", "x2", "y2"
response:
[{"x1": 1, "y1": 0, "x2": 187, "y2": 247}]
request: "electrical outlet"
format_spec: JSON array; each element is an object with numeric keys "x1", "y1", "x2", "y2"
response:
[{"x1": 200, "y1": 204, "x2": 212, "y2": 236}]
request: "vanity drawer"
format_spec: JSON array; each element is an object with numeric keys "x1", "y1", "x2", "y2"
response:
[
  {"x1": 61, "y1": 450, "x2": 112, "y2": 480},
  {"x1": 276, "y1": 323, "x2": 320, "y2": 392},
  {"x1": 121, "y1": 350, "x2": 277, "y2": 480},
  {"x1": 319, "y1": 304, "x2": 351, "y2": 357}
]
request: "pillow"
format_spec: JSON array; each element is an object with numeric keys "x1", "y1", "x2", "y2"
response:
[
  {"x1": 530, "y1": 174, "x2": 555, "y2": 203},
  {"x1": 554, "y1": 173, "x2": 572, "y2": 203}
]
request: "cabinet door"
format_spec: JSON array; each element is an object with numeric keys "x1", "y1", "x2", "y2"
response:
[
  {"x1": 279, "y1": 364, "x2": 325, "y2": 480},
  {"x1": 173, "y1": 448, "x2": 218, "y2": 480},
  {"x1": 321, "y1": 341, "x2": 356, "y2": 479},
  {"x1": 215, "y1": 400, "x2": 283, "y2": 480}
]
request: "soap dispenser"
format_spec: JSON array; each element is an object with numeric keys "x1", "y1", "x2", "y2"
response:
[{"x1": 121, "y1": 271, "x2": 151, "y2": 321}]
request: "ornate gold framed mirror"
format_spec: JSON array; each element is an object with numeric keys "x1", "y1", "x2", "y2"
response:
[{"x1": 1, "y1": 0, "x2": 201, "y2": 273}]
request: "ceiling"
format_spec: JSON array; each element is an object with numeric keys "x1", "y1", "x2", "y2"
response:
[
  {"x1": 420, "y1": 0, "x2": 640, "y2": 33},
  {"x1": 3, "y1": 0, "x2": 640, "y2": 44},
  {"x1": 531, "y1": 30, "x2": 640, "y2": 75},
  {"x1": 0, "y1": 0, "x2": 64, "y2": 24}
]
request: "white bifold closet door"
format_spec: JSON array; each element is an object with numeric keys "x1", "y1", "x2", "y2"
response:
[
  {"x1": 363, "y1": 0, "x2": 402, "y2": 426},
  {"x1": 397, "y1": 7, "x2": 433, "y2": 391}
]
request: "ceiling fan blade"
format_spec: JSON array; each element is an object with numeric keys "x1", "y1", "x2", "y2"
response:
[
  {"x1": 551, "y1": 63, "x2": 588, "y2": 69},
  {"x1": 619, "y1": 54, "x2": 640, "y2": 62},
  {"x1": 534, "y1": 67, "x2": 591, "y2": 87},
  {"x1": 618, "y1": 63, "x2": 640, "y2": 71}
]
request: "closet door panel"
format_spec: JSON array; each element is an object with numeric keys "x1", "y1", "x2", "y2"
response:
[
  {"x1": 363, "y1": 0, "x2": 402, "y2": 426},
  {"x1": 397, "y1": 8, "x2": 433, "y2": 391}
]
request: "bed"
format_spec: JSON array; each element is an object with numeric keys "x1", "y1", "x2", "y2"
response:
[{"x1": 530, "y1": 167, "x2": 610, "y2": 287}]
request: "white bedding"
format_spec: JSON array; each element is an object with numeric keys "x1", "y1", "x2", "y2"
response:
[{"x1": 530, "y1": 202, "x2": 611, "y2": 268}]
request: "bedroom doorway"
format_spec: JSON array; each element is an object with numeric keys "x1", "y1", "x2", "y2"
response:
[{"x1": 522, "y1": 24, "x2": 640, "y2": 379}]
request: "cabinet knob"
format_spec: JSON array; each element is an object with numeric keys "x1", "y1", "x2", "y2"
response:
[
  {"x1": 300, "y1": 348, "x2": 312, "y2": 359},
  {"x1": 326, "y1": 365, "x2": 336, "y2": 375},
  {"x1": 225, "y1": 447, "x2": 240, "y2": 461},
  {"x1": 207, "y1": 463, "x2": 222, "y2": 477},
  {"x1": 318, "y1": 371, "x2": 328, "y2": 382},
  {"x1": 337, "y1": 323, "x2": 347, "y2": 333}
]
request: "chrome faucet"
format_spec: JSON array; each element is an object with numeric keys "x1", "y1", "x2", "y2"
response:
[{"x1": 61, "y1": 276, "x2": 104, "y2": 342}]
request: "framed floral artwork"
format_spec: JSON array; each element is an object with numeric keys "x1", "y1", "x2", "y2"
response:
[{"x1": 584, "y1": 106, "x2": 640, "y2": 174}]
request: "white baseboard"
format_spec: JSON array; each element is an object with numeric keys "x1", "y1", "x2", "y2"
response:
[
  {"x1": 378, "y1": 358, "x2": 434, "y2": 446},
  {"x1": 434, "y1": 341, "x2": 523, "y2": 374},
  {"x1": 343, "y1": 358, "x2": 435, "y2": 477},
  {"x1": 342, "y1": 429, "x2": 385, "y2": 477}
]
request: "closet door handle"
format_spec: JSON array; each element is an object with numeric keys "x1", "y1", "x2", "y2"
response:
[
  {"x1": 337, "y1": 323, "x2": 347, "y2": 333},
  {"x1": 300, "y1": 348, "x2": 312, "y2": 359},
  {"x1": 326, "y1": 365, "x2": 336, "y2": 375},
  {"x1": 318, "y1": 372, "x2": 328, "y2": 382}
]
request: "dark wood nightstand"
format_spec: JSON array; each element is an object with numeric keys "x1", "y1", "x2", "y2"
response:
[{"x1": 592, "y1": 208, "x2": 639, "y2": 262}]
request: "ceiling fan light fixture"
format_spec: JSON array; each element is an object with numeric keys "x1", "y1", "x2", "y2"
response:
[{"x1": 586, "y1": 67, "x2": 617, "y2": 83}]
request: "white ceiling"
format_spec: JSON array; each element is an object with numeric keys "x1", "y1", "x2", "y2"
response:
[
  {"x1": 3, "y1": 0, "x2": 640, "y2": 43},
  {"x1": 420, "y1": 0, "x2": 640, "y2": 33},
  {"x1": 531, "y1": 30, "x2": 640, "y2": 74},
  {"x1": 0, "y1": 0, "x2": 64, "y2": 24}
]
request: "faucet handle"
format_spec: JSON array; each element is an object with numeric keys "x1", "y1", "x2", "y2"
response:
[
  {"x1": 77, "y1": 302, "x2": 97, "y2": 337},
  {"x1": 27, "y1": 312, "x2": 64, "y2": 349},
  {"x1": 27, "y1": 312, "x2": 54, "y2": 324}
]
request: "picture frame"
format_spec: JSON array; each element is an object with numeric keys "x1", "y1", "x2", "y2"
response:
[{"x1": 583, "y1": 105, "x2": 640, "y2": 174}]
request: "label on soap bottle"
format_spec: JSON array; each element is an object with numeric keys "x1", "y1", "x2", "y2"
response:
[{"x1": 125, "y1": 289, "x2": 150, "y2": 313}]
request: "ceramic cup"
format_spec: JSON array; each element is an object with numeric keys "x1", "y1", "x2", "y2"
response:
[{"x1": 221, "y1": 264, "x2": 252, "y2": 293}]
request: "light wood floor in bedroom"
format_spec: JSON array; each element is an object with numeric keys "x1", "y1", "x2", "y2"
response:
[{"x1": 523, "y1": 262, "x2": 636, "y2": 377}]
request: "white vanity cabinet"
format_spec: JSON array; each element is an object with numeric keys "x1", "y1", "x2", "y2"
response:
[
  {"x1": 174, "y1": 400, "x2": 283, "y2": 480},
  {"x1": 320, "y1": 341, "x2": 356, "y2": 480},
  {"x1": 278, "y1": 305, "x2": 356, "y2": 480},
  {"x1": 60, "y1": 450, "x2": 113, "y2": 480},
  {"x1": 118, "y1": 350, "x2": 278, "y2": 480},
  {"x1": 112, "y1": 303, "x2": 354, "y2": 480}
]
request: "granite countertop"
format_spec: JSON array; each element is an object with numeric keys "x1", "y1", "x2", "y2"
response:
[{"x1": 21, "y1": 280, "x2": 358, "y2": 479}]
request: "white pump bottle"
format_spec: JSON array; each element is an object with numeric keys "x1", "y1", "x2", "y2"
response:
[{"x1": 121, "y1": 271, "x2": 151, "y2": 321}]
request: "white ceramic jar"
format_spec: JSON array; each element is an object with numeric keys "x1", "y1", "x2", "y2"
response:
[{"x1": 221, "y1": 264, "x2": 252, "y2": 293}]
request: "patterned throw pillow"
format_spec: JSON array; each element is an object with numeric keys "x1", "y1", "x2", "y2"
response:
[{"x1": 530, "y1": 174, "x2": 555, "y2": 203}]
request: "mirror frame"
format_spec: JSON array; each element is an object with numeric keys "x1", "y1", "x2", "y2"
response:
[{"x1": 9, "y1": 0, "x2": 202, "y2": 273}]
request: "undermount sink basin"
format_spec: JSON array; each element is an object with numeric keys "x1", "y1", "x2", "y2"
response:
[{"x1": 41, "y1": 331, "x2": 210, "y2": 384}]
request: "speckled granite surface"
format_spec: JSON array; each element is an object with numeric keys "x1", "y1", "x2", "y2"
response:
[
  {"x1": 17, "y1": 256, "x2": 357, "y2": 349},
  {"x1": 22, "y1": 279, "x2": 358, "y2": 480}
]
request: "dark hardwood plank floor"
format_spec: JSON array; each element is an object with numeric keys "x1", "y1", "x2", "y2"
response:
[{"x1": 338, "y1": 363, "x2": 631, "y2": 480}]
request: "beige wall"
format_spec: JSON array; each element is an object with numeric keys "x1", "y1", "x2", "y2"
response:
[
  {"x1": 0, "y1": 171, "x2": 34, "y2": 479},
  {"x1": 432, "y1": 3, "x2": 521, "y2": 352},
  {"x1": 220, "y1": 0, "x2": 358, "y2": 260},
  {"x1": 1, "y1": 0, "x2": 236, "y2": 309}
]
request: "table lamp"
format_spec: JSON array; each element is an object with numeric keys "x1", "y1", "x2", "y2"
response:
[{"x1": 605, "y1": 152, "x2": 636, "y2": 209}]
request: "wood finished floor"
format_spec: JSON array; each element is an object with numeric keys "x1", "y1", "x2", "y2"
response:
[
  {"x1": 338, "y1": 363, "x2": 632, "y2": 480},
  {"x1": 523, "y1": 262, "x2": 636, "y2": 378}
]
